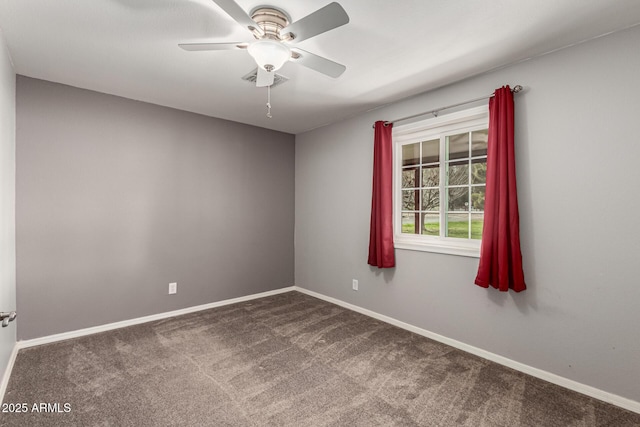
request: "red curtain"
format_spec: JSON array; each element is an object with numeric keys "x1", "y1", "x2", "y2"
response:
[
  {"x1": 368, "y1": 121, "x2": 395, "y2": 268},
  {"x1": 475, "y1": 86, "x2": 526, "y2": 292}
]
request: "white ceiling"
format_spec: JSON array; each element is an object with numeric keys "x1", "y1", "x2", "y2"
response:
[{"x1": 1, "y1": 1, "x2": 639, "y2": 134}]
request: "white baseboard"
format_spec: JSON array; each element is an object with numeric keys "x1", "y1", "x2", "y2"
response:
[
  {"x1": 293, "y1": 286, "x2": 640, "y2": 415},
  {"x1": 0, "y1": 343, "x2": 19, "y2": 405},
  {"x1": 18, "y1": 286, "x2": 295, "y2": 349}
]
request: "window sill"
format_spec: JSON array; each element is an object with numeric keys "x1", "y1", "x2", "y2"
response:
[{"x1": 395, "y1": 236, "x2": 480, "y2": 258}]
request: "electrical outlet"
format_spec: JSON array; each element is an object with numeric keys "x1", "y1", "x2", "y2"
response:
[
  {"x1": 352, "y1": 279, "x2": 358, "y2": 291},
  {"x1": 169, "y1": 282, "x2": 177, "y2": 295}
]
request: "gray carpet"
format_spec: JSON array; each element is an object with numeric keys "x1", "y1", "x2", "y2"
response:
[{"x1": 1, "y1": 291, "x2": 639, "y2": 426}]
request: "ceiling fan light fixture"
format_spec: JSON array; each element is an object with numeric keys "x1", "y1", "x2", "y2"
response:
[{"x1": 247, "y1": 39, "x2": 291, "y2": 72}]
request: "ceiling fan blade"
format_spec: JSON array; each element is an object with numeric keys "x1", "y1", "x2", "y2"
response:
[
  {"x1": 211, "y1": 0, "x2": 264, "y2": 37},
  {"x1": 290, "y1": 48, "x2": 346, "y2": 78},
  {"x1": 256, "y1": 67, "x2": 275, "y2": 87},
  {"x1": 281, "y1": 2, "x2": 349, "y2": 44},
  {"x1": 179, "y1": 42, "x2": 248, "y2": 51}
]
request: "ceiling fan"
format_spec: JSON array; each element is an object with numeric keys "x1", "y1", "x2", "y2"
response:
[{"x1": 179, "y1": 1, "x2": 349, "y2": 87}]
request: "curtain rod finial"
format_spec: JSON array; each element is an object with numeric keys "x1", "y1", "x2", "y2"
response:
[{"x1": 513, "y1": 85, "x2": 523, "y2": 93}]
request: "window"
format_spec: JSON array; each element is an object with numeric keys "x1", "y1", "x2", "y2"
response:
[{"x1": 393, "y1": 106, "x2": 488, "y2": 257}]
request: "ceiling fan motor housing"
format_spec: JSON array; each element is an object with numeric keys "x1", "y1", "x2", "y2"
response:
[{"x1": 250, "y1": 7, "x2": 293, "y2": 41}]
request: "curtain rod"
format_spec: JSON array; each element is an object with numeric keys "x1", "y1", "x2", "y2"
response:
[{"x1": 373, "y1": 85, "x2": 523, "y2": 128}]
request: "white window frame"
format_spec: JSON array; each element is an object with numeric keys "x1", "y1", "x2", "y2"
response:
[{"x1": 393, "y1": 106, "x2": 489, "y2": 258}]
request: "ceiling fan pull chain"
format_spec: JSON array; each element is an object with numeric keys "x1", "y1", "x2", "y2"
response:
[{"x1": 266, "y1": 84, "x2": 273, "y2": 118}]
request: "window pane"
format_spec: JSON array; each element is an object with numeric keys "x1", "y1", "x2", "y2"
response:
[
  {"x1": 448, "y1": 187, "x2": 469, "y2": 211},
  {"x1": 422, "y1": 213, "x2": 439, "y2": 236},
  {"x1": 471, "y1": 186, "x2": 485, "y2": 211},
  {"x1": 396, "y1": 112, "x2": 488, "y2": 246},
  {"x1": 402, "y1": 167, "x2": 419, "y2": 188},
  {"x1": 447, "y1": 133, "x2": 469, "y2": 160},
  {"x1": 402, "y1": 143, "x2": 420, "y2": 166},
  {"x1": 471, "y1": 212, "x2": 484, "y2": 240},
  {"x1": 421, "y1": 139, "x2": 439, "y2": 164},
  {"x1": 447, "y1": 212, "x2": 469, "y2": 238},
  {"x1": 447, "y1": 160, "x2": 469, "y2": 186},
  {"x1": 402, "y1": 212, "x2": 419, "y2": 234},
  {"x1": 402, "y1": 190, "x2": 417, "y2": 210},
  {"x1": 471, "y1": 158, "x2": 486, "y2": 184},
  {"x1": 472, "y1": 129, "x2": 488, "y2": 157},
  {"x1": 421, "y1": 189, "x2": 439, "y2": 211},
  {"x1": 422, "y1": 165, "x2": 439, "y2": 187}
]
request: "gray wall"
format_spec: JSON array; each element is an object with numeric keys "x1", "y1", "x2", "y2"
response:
[
  {"x1": 295, "y1": 26, "x2": 640, "y2": 403},
  {"x1": 16, "y1": 77, "x2": 294, "y2": 340},
  {"x1": 0, "y1": 30, "x2": 16, "y2": 388}
]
